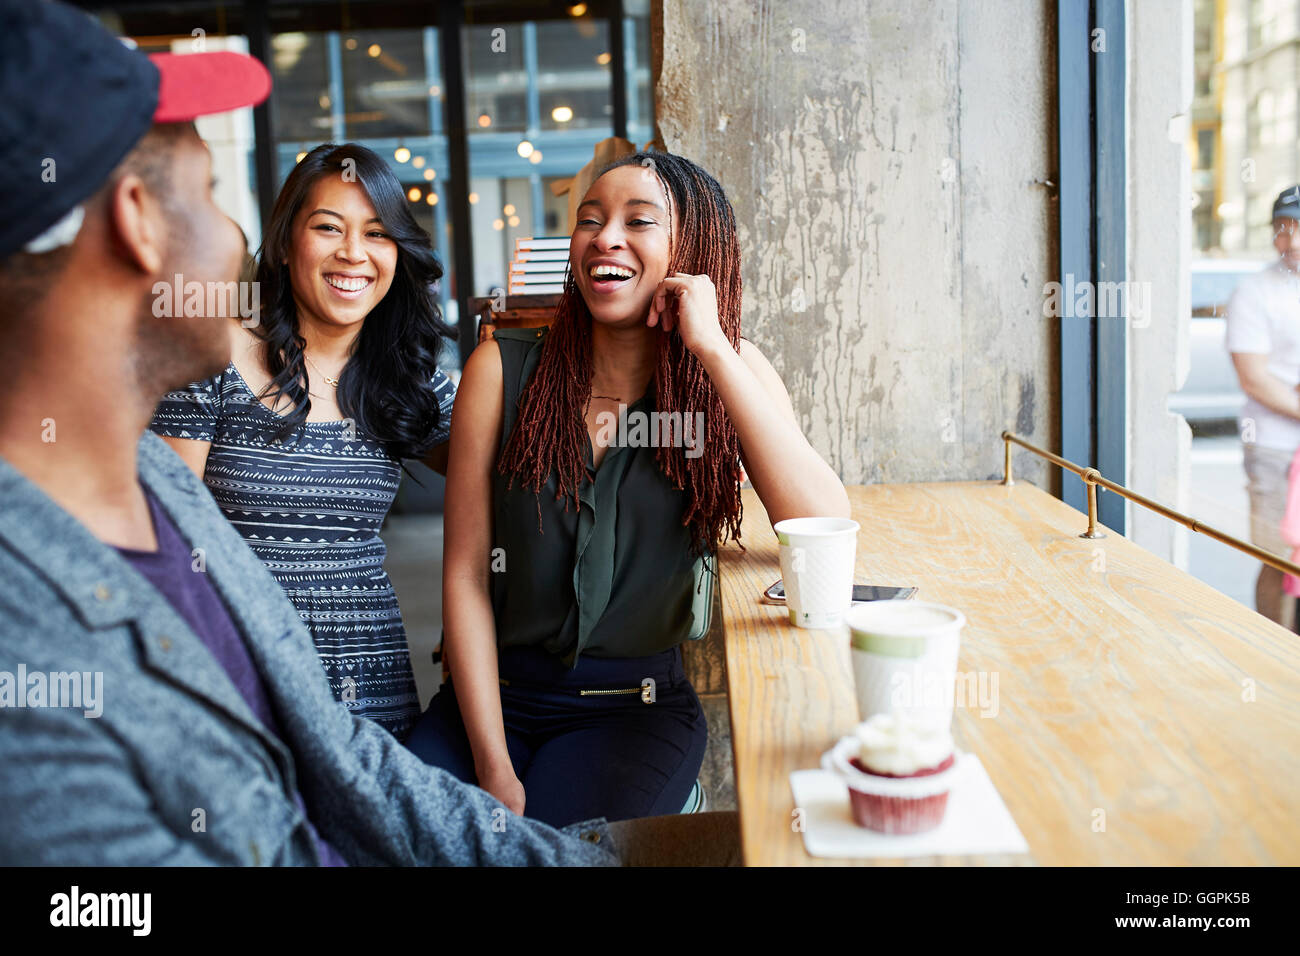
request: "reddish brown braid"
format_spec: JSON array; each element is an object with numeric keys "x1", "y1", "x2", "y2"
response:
[{"x1": 497, "y1": 150, "x2": 744, "y2": 554}]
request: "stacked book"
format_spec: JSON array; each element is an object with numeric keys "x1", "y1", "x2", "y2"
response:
[{"x1": 507, "y1": 236, "x2": 570, "y2": 295}]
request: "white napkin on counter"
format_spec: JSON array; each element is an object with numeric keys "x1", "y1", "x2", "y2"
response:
[{"x1": 789, "y1": 753, "x2": 1030, "y2": 859}]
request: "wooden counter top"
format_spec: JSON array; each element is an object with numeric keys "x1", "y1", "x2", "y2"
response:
[{"x1": 718, "y1": 481, "x2": 1300, "y2": 866}]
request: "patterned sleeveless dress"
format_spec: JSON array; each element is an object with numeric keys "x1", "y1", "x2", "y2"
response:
[{"x1": 150, "y1": 362, "x2": 455, "y2": 739}]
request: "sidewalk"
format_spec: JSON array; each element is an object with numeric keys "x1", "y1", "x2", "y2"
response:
[{"x1": 1186, "y1": 435, "x2": 1259, "y2": 611}]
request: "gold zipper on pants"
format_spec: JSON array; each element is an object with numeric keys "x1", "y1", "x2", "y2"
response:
[
  {"x1": 592, "y1": 681, "x2": 657, "y2": 703},
  {"x1": 578, "y1": 686, "x2": 641, "y2": 697},
  {"x1": 500, "y1": 677, "x2": 656, "y2": 703}
]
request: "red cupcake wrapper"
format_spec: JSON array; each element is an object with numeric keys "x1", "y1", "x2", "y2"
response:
[
  {"x1": 847, "y1": 788, "x2": 951, "y2": 834},
  {"x1": 843, "y1": 754, "x2": 955, "y2": 834}
]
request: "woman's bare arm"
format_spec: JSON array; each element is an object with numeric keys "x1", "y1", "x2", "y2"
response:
[
  {"x1": 439, "y1": 340, "x2": 523, "y2": 810},
  {"x1": 159, "y1": 436, "x2": 211, "y2": 479},
  {"x1": 422, "y1": 440, "x2": 449, "y2": 475},
  {"x1": 650, "y1": 273, "x2": 850, "y2": 525}
]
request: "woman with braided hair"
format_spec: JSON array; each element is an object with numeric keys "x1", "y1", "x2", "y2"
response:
[{"x1": 406, "y1": 150, "x2": 849, "y2": 827}]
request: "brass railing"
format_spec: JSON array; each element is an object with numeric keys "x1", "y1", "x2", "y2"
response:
[{"x1": 1000, "y1": 430, "x2": 1300, "y2": 578}]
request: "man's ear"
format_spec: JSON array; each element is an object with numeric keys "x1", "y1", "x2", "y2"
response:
[{"x1": 105, "y1": 173, "x2": 165, "y2": 275}]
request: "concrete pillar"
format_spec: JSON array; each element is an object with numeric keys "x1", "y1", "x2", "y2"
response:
[{"x1": 654, "y1": 0, "x2": 1058, "y2": 488}]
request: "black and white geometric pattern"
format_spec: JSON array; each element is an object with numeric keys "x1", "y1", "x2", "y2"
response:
[{"x1": 151, "y1": 362, "x2": 455, "y2": 740}]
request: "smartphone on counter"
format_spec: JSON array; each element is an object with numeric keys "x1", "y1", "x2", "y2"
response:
[{"x1": 761, "y1": 580, "x2": 918, "y2": 605}]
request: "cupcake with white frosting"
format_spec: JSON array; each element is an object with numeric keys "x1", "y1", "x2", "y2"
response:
[{"x1": 822, "y1": 714, "x2": 958, "y2": 834}]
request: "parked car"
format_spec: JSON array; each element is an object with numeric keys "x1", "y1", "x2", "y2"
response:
[{"x1": 1169, "y1": 258, "x2": 1273, "y2": 426}]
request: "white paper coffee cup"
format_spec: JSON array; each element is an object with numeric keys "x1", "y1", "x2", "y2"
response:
[
  {"x1": 844, "y1": 601, "x2": 965, "y2": 727},
  {"x1": 774, "y1": 517, "x2": 859, "y2": 629}
]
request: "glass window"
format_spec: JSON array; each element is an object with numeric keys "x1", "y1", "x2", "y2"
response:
[
  {"x1": 268, "y1": 32, "x2": 332, "y2": 143},
  {"x1": 536, "y1": 19, "x2": 612, "y2": 132},
  {"x1": 625, "y1": 0, "x2": 654, "y2": 146},
  {"x1": 1178, "y1": 0, "x2": 1300, "y2": 612},
  {"x1": 462, "y1": 8, "x2": 650, "y2": 301},
  {"x1": 1247, "y1": 0, "x2": 1295, "y2": 49},
  {"x1": 339, "y1": 30, "x2": 434, "y2": 141},
  {"x1": 269, "y1": 24, "x2": 458, "y2": 355},
  {"x1": 114, "y1": 28, "x2": 262, "y2": 251},
  {"x1": 1196, "y1": 127, "x2": 1215, "y2": 169},
  {"x1": 464, "y1": 24, "x2": 528, "y2": 133}
]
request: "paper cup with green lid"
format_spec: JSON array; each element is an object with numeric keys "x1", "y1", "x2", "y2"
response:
[
  {"x1": 844, "y1": 601, "x2": 965, "y2": 727},
  {"x1": 773, "y1": 517, "x2": 859, "y2": 629}
]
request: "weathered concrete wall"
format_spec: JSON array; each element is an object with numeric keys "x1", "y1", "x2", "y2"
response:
[
  {"x1": 1128, "y1": 0, "x2": 1191, "y2": 566},
  {"x1": 655, "y1": 0, "x2": 1057, "y2": 487}
]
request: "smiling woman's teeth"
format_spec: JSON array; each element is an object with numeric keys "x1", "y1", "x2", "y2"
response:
[
  {"x1": 590, "y1": 264, "x2": 634, "y2": 279},
  {"x1": 325, "y1": 275, "x2": 371, "y2": 292}
]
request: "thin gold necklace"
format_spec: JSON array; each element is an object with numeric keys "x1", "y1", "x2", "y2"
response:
[{"x1": 304, "y1": 354, "x2": 340, "y2": 388}]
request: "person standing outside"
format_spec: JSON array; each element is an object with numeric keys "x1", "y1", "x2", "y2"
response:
[{"x1": 1227, "y1": 185, "x2": 1300, "y2": 627}]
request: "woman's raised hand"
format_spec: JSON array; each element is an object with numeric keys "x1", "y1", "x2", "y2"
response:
[{"x1": 648, "y1": 272, "x2": 730, "y2": 358}]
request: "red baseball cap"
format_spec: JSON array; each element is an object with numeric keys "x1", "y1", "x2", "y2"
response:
[
  {"x1": 0, "y1": 0, "x2": 272, "y2": 259},
  {"x1": 150, "y1": 50, "x2": 271, "y2": 123}
]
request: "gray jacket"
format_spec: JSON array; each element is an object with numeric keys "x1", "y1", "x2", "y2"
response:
[{"x1": 0, "y1": 432, "x2": 618, "y2": 865}]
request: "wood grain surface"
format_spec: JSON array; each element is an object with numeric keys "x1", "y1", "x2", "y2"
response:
[{"x1": 719, "y1": 482, "x2": 1300, "y2": 866}]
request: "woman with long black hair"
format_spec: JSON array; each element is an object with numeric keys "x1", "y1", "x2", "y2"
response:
[{"x1": 152, "y1": 143, "x2": 455, "y2": 740}]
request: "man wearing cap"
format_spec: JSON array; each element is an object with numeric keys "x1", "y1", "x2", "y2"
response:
[
  {"x1": 0, "y1": 0, "x2": 737, "y2": 866},
  {"x1": 1227, "y1": 186, "x2": 1300, "y2": 628}
]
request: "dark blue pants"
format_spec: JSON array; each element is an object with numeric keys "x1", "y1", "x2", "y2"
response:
[{"x1": 405, "y1": 644, "x2": 708, "y2": 829}]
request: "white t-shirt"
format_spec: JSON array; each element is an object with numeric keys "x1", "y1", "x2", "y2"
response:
[{"x1": 1225, "y1": 259, "x2": 1300, "y2": 450}]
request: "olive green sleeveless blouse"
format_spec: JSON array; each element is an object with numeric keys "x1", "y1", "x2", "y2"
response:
[{"x1": 490, "y1": 328, "x2": 714, "y2": 667}]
